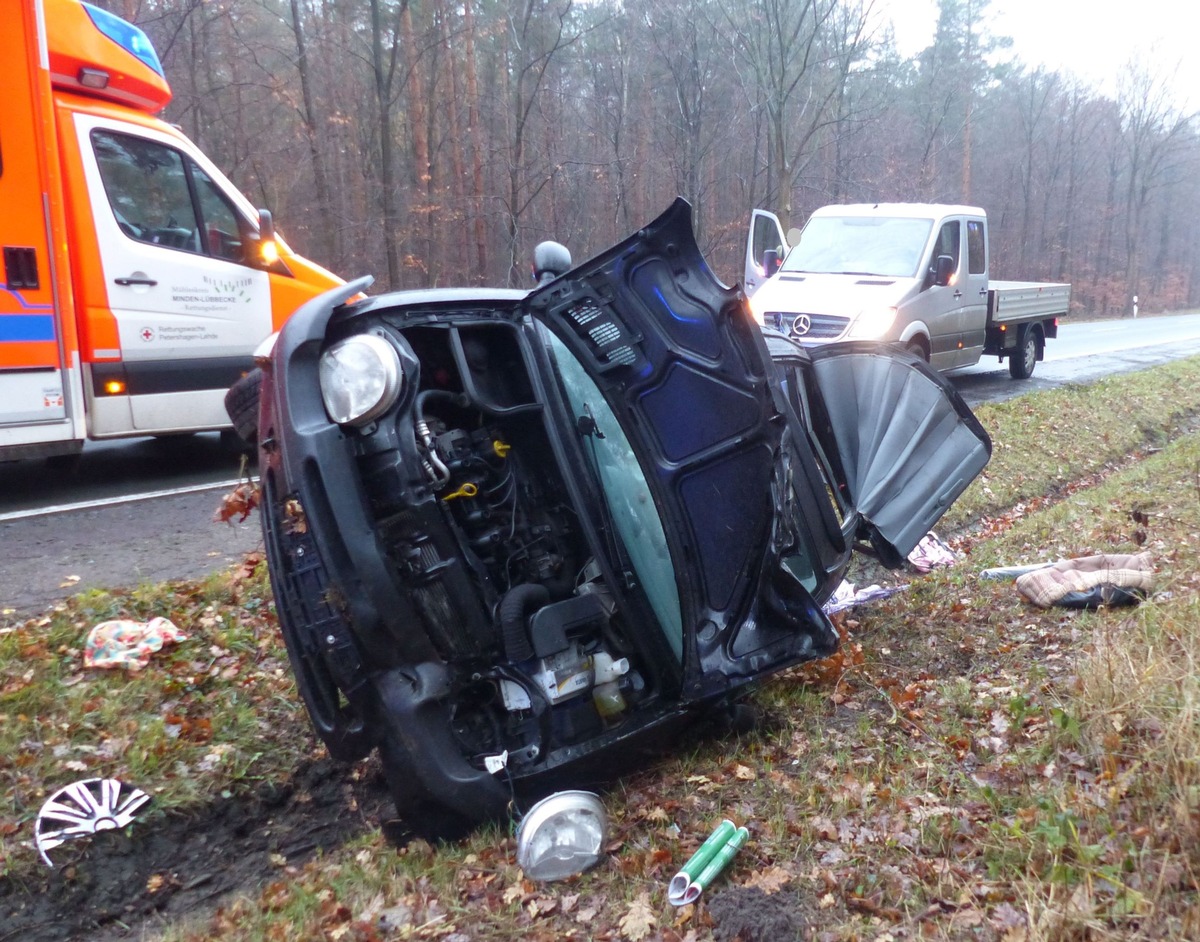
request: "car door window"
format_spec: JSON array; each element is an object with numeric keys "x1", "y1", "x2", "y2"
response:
[
  {"x1": 192, "y1": 165, "x2": 248, "y2": 263},
  {"x1": 91, "y1": 130, "x2": 247, "y2": 263},
  {"x1": 932, "y1": 220, "x2": 960, "y2": 269},
  {"x1": 967, "y1": 220, "x2": 986, "y2": 274}
]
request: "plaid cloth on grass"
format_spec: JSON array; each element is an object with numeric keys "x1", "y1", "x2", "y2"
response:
[{"x1": 1015, "y1": 552, "x2": 1154, "y2": 608}]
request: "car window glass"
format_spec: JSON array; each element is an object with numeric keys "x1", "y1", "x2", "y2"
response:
[
  {"x1": 967, "y1": 220, "x2": 985, "y2": 274},
  {"x1": 933, "y1": 220, "x2": 960, "y2": 269},
  {"x1": 752, "y1": 214, "x2": 782, "y2": 268},
  {"x1": 544, "y1": 331, "x2": 683, "y2": 661},
  {"x1": 784, "y1": 216, "x2": 934, "y2": 278},
  {"x1": 92, "y1": 130, "x2": 200, "y2": 252},
  {"x1": 192, "y1": 163, "x2": 247, "y2": 263}
]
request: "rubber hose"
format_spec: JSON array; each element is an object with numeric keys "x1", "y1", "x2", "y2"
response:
[{"x1": 498, "y1": 584, "x2": 548, "y2": 663}]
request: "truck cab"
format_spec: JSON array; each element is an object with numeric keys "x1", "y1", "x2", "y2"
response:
[
  {"x1": 744, "y1": 204, "x2": 991, "y2": 371},
  {"x1": 1, "y1": 0, "x2": 342, "y2": 461}
]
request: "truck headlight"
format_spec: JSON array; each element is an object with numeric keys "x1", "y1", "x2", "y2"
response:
[
  {"x1": 318, "y1": 334, "x2": 403, "y2": 426},
  {"x1": 847, "y1": 306, "x2": 898, "y2": 339}
]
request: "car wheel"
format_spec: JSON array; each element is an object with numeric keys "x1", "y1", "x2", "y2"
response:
[
  {"x1": 1009, "y1": 328, "x2": 1038, "y2": 379},
  {"x1": 904, "y1": 339, "x2": 929, "y2": 362},
  {"x1": 224, "y1": 368, "x2": 262, "y2": 446}
]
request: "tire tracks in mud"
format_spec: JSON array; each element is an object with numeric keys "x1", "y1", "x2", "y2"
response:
[{"x1": 0, "y1": 755, "x2": 395, "y2": 942}]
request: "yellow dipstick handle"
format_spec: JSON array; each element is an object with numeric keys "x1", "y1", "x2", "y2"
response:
[{"x1": 442, "y1": 482, "x2": 478, "y2": 501}]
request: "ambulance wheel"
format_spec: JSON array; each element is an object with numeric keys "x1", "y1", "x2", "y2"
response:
[{"x1": 225, "y1": 369, "x2": 263, "y2": 446}]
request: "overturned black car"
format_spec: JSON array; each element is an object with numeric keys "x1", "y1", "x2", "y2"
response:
[{"x1": 239, "y1": 199, "x2": 990, "y2": 835}]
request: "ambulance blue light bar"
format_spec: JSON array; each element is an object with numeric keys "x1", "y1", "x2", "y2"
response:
[{"x1": 81, "y1": 2, "x2": 164, "y2": 77}]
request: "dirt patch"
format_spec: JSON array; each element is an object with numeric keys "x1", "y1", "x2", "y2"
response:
[
  {"x1": 0, "y1": 756, "x2": 393, "y2": 942},
  {"x1": 706, "y1": 884, "x2": 813, "y2": 941}
]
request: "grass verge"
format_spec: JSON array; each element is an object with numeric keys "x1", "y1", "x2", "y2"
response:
[{"x1": 4, "y1": 357, "x2": 1200, "y2": 940}]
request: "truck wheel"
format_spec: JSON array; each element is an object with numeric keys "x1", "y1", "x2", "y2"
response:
[
  {"x1": 224, "y1": 368, "x2": 262, "y2": 446},
  {"x1": 1009, "y1": 328, "x2": 1038, "y2": 379}
]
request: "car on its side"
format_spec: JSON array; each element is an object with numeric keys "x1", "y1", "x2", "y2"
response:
[{"x1": 241, "y1": 199, "x2": 991, "y2": 835}]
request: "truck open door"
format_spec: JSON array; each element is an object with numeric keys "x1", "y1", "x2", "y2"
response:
[{"x1": 743, "y1": 209, "x2": 787, "y2": 298}]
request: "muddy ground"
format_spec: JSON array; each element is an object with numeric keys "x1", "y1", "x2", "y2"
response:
[{"x1": 0, "y1": 754, "x2": 394, "y2": 942}]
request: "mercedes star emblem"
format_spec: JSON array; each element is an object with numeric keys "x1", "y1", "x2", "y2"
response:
[{"x1": 789, "y1": 314, "x2": 812, "y2": 337}]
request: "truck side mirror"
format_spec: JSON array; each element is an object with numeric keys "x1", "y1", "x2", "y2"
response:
[
  {"x1": 763, "y1": 248, "x2": 782, "y2": 277},
  {"x1": 934, "y1": 254, "x2": 955, "y2": 287}
]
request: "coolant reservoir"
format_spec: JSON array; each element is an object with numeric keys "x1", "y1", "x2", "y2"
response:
[{"x1": 592, "y1": 681, "x2": 626, "y2": 718}]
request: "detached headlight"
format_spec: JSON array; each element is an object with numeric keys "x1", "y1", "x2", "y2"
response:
[
  {"x1": 516, "y1": 791, "x2": 608, "y2": 881},
  {"x1": 847, "y1": 306, "x2": 898, "y2": 339},
  {"x1": 318, "y1": 333, "x2": 403, "y2": 426}
]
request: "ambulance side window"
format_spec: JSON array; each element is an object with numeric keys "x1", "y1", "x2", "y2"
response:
[
  {"x1": 192, "y1": 165, "x2": 247, "y2": 264},
  {"x1": 91, "y1": 130, "x2": 247, "y2": 264},
  {"x1": 93, "y1": 131, "x2": 200, "y2": 251}
]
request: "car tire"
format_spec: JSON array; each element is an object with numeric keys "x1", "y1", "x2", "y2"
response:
[
  {"x1": 904, "y1": 339, "x2": 929, "y2": 362},
  {"x1": 1009, "y1": 328, "x2": 1038, "y2": 379},
  {"x1": 225, "y1": 368, "x2": 262, "y2": 446}
]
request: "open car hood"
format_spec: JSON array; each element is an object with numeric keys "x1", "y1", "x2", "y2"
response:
[{"x1": 523, "y1": 199, "x2": 795, "y2": 679}]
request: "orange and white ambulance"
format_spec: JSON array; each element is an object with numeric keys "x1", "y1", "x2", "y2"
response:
[{"x1": 1, "y1": 0, "x2": 342, "y2": 461}]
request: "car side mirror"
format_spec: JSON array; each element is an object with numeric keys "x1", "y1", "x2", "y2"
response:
[
  {"x1": 533, "y1": 241, "x2": 572, "y2": 285},
  {"x1": 934, "y1": 254, "x2": 955, "y2": 287},
  {"x1": 763, "y1": 248, "x2": 782, "y2": 277}
]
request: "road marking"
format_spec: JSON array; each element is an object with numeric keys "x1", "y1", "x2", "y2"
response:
[{"x1": 0, "y1": 478, "x2": 251, "y2": 522}]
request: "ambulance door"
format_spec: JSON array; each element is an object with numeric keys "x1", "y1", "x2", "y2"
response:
[{"x1": 73, "y1": 114, "x2": 271, "y2": 434}]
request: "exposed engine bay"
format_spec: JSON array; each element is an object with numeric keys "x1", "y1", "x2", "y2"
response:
[{"x1": 347, "y1": 319, "x2": 651, "y2": 776}]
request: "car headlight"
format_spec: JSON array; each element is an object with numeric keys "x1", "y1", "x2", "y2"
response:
[
  {"x1": 318, "y1": 333, "x2": 404, "y2": 426},
  {"x1": 847, "y1": 306, "x2": 898, "y2": 339},
  {"x1": 516, "y1": 791, "x2": 608, "y2": 881}
]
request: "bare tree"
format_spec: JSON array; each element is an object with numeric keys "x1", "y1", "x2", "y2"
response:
[{"x1": 1118, "y1": 60, "x2": 1193, "y2": 312}]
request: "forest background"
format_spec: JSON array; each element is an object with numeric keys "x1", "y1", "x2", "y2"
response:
[{"x1": 97, "y1": 0, "x2": 1197, "y2": 315}]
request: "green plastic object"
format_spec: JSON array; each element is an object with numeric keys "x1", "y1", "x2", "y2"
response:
[{"x1": 667, "y1": 819, "x2": 749, "y2": 906}]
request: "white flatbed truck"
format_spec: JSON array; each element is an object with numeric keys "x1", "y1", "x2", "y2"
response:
[{"x1": 744, "y1": 203, "x2": 1070, "y2": 378}]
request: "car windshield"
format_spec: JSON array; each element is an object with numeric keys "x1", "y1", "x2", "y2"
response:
[
  {"x1": 782, "y1": 215, "x2": 934, "y2": 278},
  {"x1": 544, "y1": 332, "x2": 683, "y2": 661}
]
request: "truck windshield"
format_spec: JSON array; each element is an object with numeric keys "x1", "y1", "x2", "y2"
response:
[{"x1": 782, "y1": 216, "x2": 934, "y2": 278}]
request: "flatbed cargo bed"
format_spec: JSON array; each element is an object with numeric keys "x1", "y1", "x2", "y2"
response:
[{"x1": 988, "y1": 281, "x2": 1071, "y2": 324}]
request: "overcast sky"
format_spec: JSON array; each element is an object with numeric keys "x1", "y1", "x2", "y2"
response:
[{"x1": 887, "y1": 0, "x2": 1195, "y2": 110}]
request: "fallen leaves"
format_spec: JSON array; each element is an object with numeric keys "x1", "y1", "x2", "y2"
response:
[
  {"x1": 742, "y1": 865, "x2": 792, "y2": 894},
  {"x1": 617, "y1": 892, "x2": 656, "y2": 941},
  {"x1": 214, "y1": 482, "x2": 260, "y2": 525}
]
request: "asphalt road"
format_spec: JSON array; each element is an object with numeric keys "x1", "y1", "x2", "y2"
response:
[{"x1": 4, "y1": 312, "x2": 1200, "y2": 621}]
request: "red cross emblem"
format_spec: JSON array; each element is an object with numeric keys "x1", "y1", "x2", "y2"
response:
[{"x1": 141, "y1": 328, "x2": 154, "y2": 342}]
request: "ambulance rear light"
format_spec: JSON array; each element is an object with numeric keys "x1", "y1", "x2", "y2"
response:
[
  {"x1": 81, "y1": 2, "x2": 164, "y2": 78},
  {"x1": 103, "y1": 379, "x2": 126, "y2": 395}
]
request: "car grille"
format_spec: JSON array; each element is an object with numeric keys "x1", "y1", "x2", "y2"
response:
[{"x1": 765, "y1": 312, "x2": 850, "y2": 340}]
